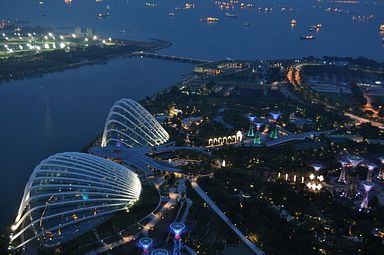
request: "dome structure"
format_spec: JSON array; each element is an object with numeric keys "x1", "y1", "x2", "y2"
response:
[
  {"x1": 10, "y1": 152, "x2": 141, "y2": 250},
  {"x1": 101, "y1": 99, "x2": 169, "y2": 148}
]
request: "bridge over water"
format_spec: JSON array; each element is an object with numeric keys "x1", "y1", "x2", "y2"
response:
[{"x1": 132, "y1": 51, "x2": 212, "y2": 64}]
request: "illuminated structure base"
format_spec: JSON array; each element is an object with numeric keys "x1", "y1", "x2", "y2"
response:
[
  {"x1": 338, "y1": 168, "x2": 347, "y2": 183},
  {"x1": 360, "y1": 182, "x2": 375, "y2": 210},
  {"x1": 378, "y1": 169, "x2": 384, "y2": 180},
  {"x1": 172, "y1": 239, "x2": 182, "y2": 255},
  {"x1": 253, "y1": 132, "x2": 261, "y2": 144},
  {"x1": 367, "y1": 172, "x2": 373, "y2": 182},
  {"x1": 360, "y1": 196, "x2": 369, "y2": 209},
  {"x1": 247, "y1": 124, "x2": 255, "y2": 138},
  {"x1": 269, "y1": 127, "x2": 278, "y2": 139}
]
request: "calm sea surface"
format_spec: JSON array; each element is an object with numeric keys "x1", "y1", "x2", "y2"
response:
[{"x1": 0, "y1": 0, "x2": 383, "y2": 230}]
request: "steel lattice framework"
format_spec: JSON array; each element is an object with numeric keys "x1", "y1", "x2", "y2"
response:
[
  {"x1": 101, "y1": 99, "x2": 169, "y2": 148},
  {"x1": 10, "y1": 152, "x2": 141, "y2": 250}
]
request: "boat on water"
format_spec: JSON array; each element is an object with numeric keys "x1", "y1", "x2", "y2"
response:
[
  {"x1": 98, "y1": 12, "x2": 110, "y2": 18},
  {"x1": 300, "y1": 35, "x2": 316, "y2": 40},
  {"x1": 225, "y1": 12, "x2": 238, "y2": 18},
  {"x1": 201, "y1": 17, "x2": 220, "y2": 23},
  {"x1": 310, "y1": 24, "x2": 322, "y2": 30},
  {"x1": 380, "y1": 24, "x2": 384, "y2": 31},
  {"x1": 169, "y1": 12, "x2": 175, "y2": 17},
  {"x1": 291, "y1": 19, "x2": 297, "y2": 25}
]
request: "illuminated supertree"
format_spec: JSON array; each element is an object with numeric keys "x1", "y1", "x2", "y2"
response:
[
  {"x1": 139, "y1": 237, "x2": 153, "y2": 254},
  {"x1": 247, "y1": 116, "x2": 256, "y2": 138},
  {"x1": 170, "y1": 222, "x2": 185, "y2": 255},
  {"x1": 366, "y1": 163, "x2": 376, "y2": 182},
  {"x1": 269, "y1": 112, "x2": 281, "y2": 139},
  {"x1": 377, "y1": 156, "x2": 384, "y2": 180},
  {"x1": 312, "y1": 163, "x2": 323, "y2": 172},
  {"x1": 253, "y1": 121, "x2": 263, "y2": 144},
  {"x1": 347, "y1": 155, "x2": 363, "y2": 169},
  {"x1": 152, "y1": 249, "x2": 169, "y2": 255},
  {"x1": 346, "y1": 155, "x2": 363, "y2": 199},
  {"x1": 338, "y1": 158, "x2": 349, "y2": 184},
  {"x1": 360, "y1": 181, "x2": 375, "y2": 210}
]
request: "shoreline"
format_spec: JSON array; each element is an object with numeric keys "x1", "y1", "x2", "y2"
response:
[{"x1": 0, "y1": 38, "x2": 172, "y2": 84}]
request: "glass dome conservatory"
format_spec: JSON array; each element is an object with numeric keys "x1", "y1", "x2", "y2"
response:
[{"x1": 10, "y1": 152, "x2": 141, "y2": 250}]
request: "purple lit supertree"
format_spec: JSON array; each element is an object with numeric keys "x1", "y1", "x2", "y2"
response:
[
  {"x1": 247, "y1": 116, "x2": 256, "y2": 138},
  {"x1": 170, "y1": 222, "x2": 185, "y2": 255},
  {"x1": 377, "y1": 156, "x2": 384, "y2": 180},
  {"x1": 138, "y1": 237, "x2": 153, "y2": 254},
  {"x1": 347, "y1": 155, "x2": 363, "y2": 169},
  {"x1": 338, "y1": 158, "x2": 349, "y2": 184},
  {"x1": 346, "y1": 155, "x2": 363, "y2": 198},
  {"x1": 269, "y1": 112, "x2": 281, "y2": 139},
  {"x1": 366, "y1": 163, "x2": 376, "y2": 182},
  {"x1": 360, "y1": 181, "x2": 375, "y2": 210},
  {"x1": 151, "y1": 249, "x2": 169, "y2": 255}
]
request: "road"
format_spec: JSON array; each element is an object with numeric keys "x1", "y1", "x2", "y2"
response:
[
  {"x1": 344, "y1": 112, "x2": 384, "y2": 129},
  {"x1": 191, "y1": 181, "x2": 266, "y2": 255},
  {"x1": 288, "y1": 63, "x2": 384, "y2": 130}
]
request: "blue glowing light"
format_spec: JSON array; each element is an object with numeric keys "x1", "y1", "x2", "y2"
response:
[
  {"x1": 170, "y1": 222, "x2": 185, "y2": 240},
  {"x1": 139, "y1": 237, "x2": 153, "y2": 250},
  {"x1": 270, "y1": 112, "x2": 281, "y2": 120}
]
